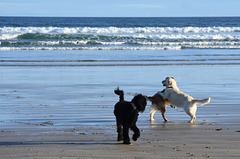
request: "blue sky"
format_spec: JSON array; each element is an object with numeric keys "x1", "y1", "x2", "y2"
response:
[{"x1": 0, "y1": 0, "x2": 240, "y2": 17}]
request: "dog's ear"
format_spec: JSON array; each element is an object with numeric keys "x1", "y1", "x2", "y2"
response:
[
  {"x1": 171, "y1": 77, "x2": 174, "y2": 79},
  {"x1": 161, "y1": 89, "x2": 165, "y2": 93}
]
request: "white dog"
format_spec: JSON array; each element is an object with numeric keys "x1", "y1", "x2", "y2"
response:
[{"x1": 159, "y1": 77, "x2": 210, "y2": 123}]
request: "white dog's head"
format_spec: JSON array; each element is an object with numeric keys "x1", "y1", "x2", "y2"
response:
[{"x1": 162, "y1": 77, "x2": 177, "y2": 88}]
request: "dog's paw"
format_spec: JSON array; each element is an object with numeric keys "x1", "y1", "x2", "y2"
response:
[
  {"x1": 132, "y1": 134, "x2": 139, "y2": 141},
  {"x1": 123, "y1": 140, "x2": 131, "y2": 144}
]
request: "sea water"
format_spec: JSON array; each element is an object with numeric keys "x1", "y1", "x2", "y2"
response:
[
  {"x1": 1, "y1": 17, "x2": 240, "y2": 51},
  {"x1": 1, "y1": 17, "x2": 240, "y2": 131},
  {"x1": 1, "y1": 17, "x2": 240, "y2": 66}
]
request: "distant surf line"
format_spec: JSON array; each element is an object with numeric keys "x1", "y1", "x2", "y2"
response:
[
  {"x1": 1, "y1": 63, "x2": 240, "y2": 67},
  {"x1": 1, "y1": 59, "x2": 240, "y2": 63}
]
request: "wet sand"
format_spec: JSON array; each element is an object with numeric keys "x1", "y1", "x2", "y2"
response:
[
  {"x1": 1, "y1": 65, "x2": 240, "y2": 158},
  {"x1": 0, "y1": 124, "x2": 240, "y2": 159}
]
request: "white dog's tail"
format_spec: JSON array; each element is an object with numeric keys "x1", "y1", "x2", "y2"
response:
[{"x1": 192, "y1": 97, "x2": 211, "y2": 106}]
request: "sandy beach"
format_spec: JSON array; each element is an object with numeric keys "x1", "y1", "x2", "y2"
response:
[
  {"x1": 0, "y1": 123, "x2": 239, "y2": 159},
  {"x1": 1, "y1": 64, "x2": 240, "y2": 159}
]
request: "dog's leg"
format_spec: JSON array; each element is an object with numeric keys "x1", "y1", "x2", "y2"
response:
[
  {"x1": 189, "y1": 116, "x2": 196, "y2": 123},
  {"x1": 160, "y1": 105, "x2": 168, "y2": 122},
  {"x1": 190, "y1": 105, "x2": 197, "y2": 123},
  {"x1": 116, "y1": 120, "x2": 123, "y2": 141},
  {"x1": 150, "y1": 109, "x2": 157, "y2": 121},
  {"x1": 185, "y1": 105, "x2": 197, "y2": 123},
  {"x1": 123, "y1": 125, "x2": 130, "y2": 144},
  {"x1": 161, "y1": 112, "x2": 168, "y2": 122},
  {"x1": 131, "y1": 124, "x2": 140, "y2": 141}
]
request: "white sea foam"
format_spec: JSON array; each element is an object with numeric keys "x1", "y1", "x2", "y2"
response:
[
  {"x1": 28, "y1": 40, "x2": 240, "y2": 46},
  {"x1": 2, "y1": 45, "x2": 240, "y2": 50},
  {"x1": 136, "y1": 41, "x2": 240, "y2": 46},
  {"x1": 191, "y1": 45, "x2": 240, "y2": 49},
  {"x1": 2, "y1": 44, "x2": 240, "y2": 50},
  {"x1": 1, "y1": 26, "x2": 240, "y2": 35},
  {"x1": 2, "y1": 40, "x2": 239, "y2": 47},
  {"x1": 32, "y1": 40, "x2": 125, "y2": 46},
  {"x1": 0, "y1": 46, "x2": 182, "y2": 51},
  {"x1": 35, "y1": 40, "x2": 88, "y2": 45},
  {"x1": 0, "y1": 34, "x2": 21, "y2": 40},
  {"x1": 1, "y1": 33, "x2": 239, "y2": 41}
]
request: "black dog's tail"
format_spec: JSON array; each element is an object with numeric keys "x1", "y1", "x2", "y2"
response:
[{"x1": 114, "y1": 87, "x2": 124, "y2": 102}]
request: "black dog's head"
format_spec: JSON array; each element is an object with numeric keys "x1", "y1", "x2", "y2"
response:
[{"x1": 131, "y1": 94, "x2": 147, "y2": 112}]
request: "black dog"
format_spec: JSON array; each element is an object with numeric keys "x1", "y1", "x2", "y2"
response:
[{"x1": 114, "y1": 87, "x2": 147, "y2": 144}]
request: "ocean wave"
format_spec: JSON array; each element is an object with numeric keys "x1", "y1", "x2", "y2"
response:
[
  {"x1": 0, "y1": 46, "x2": 182, "y2": 51},
  {"x1": 136, "y1": 41, "x2": 240, "y2": 46},
  {"x1": 1, "y1": 32, "x2": 240, "y2": 42},
  {"x1": 1, "y1": 26, "x2": 240, "y2": 36},
  {"x1": 1, "y1": 26, "x2": 240, "y2": 50},
  {"x1": 1, "y1": 40, "x2": 240, "y2": 47},
  {"x1": 0, "y1": 40, "x2": 125, "y2": 46},
  {"x1": 2, "y1": 45, "x2": 240, "y2": 51},
  {"x1": 134, "y1": 34, "x2": 240, "y2": 40}
]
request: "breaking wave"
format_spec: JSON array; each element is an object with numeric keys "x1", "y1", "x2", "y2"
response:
[
  {"x1": 1, "y1": 26, "x2": 240, "y2": 50},
  {"x1": 1, "y1": 26, "x2": 240, "y2": 36}
]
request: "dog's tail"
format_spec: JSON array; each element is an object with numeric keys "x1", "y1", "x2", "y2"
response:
[
  {"x1": 192, "y1": 97, "x2": 211, "y2": 106},
  {"x1": 146, "y1": 96, "x2": 154, "y2": 102},
  {"x1": 114, "y1": 87, "x2": 124, "y2": 102}
]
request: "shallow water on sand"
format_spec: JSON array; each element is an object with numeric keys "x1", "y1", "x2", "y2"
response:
[
  {"x1": 1, "y1": 49, "x2": 240, "y2": 66},
  {"x1": 1, "y1": 64, "x2": 240, "y2": 133}
]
